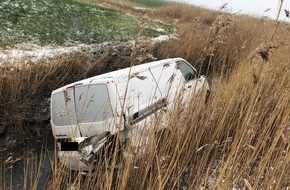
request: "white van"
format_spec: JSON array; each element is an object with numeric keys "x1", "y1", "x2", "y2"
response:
[{"x1": 50, "y1": 58, "x2": 210, "y2": 171}]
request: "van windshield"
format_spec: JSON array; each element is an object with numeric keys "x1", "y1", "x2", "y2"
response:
[{"x1": 51, "y1": 84, "x2": 113, "y2": 126}]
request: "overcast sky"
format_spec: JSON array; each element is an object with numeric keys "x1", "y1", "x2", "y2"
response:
[{"x1": 176, "y1": 0, "x2": 290, "y2": 21}]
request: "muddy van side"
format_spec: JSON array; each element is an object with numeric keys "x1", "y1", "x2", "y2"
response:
[{"x1": 50, "y1": 58, "x2": 210, "y2": 171}]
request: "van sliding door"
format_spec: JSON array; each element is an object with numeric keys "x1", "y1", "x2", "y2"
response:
[{"x1": 116, "y1": 69, "x2": 162, "y2": 122}]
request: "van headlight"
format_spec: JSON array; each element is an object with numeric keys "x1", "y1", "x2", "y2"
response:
[
  {"x1": 80, "y1": 144, "x2": 93, "y2": 158},
  {"x1": 78, "y1": 132, "x2": 111, "y2": 158}
]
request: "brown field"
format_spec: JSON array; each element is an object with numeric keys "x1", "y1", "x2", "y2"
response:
[{"x1": 0, "y1": 0, "x2": 289, "y2": 189}]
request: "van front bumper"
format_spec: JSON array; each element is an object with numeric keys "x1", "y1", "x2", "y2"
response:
[
  {"x1": 58, "y1": 151, "x2": 90, "y2": 171},
  {"x1": 57, "y1": 132, "x2": 111, "y2": 171}
]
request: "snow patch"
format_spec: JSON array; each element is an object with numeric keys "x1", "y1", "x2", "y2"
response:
[
  {"x1": 0, "y1": 35, "x2": 177, "y2": 65},
  {"x1": 0, "y1": 42, "x2": 112, "y2": 65},
  {"x1": 155, "y1": 28, "x2": 166, "y2": 32},
  {"x1": 151, "y1": 34, "x2": 178, "y2": 42},
  {"x1": 134, "y1": 6, "x2": 152, "y2": 11}
]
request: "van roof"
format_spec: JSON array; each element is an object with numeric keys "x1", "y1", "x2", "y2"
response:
[{"x1": 52, "y1": 57, "x2": 185, "y2": 94}]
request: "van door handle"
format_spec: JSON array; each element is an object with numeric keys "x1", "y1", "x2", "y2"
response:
[{"x1": 188, "y1": 85, "x2": 192, "y2": 88}]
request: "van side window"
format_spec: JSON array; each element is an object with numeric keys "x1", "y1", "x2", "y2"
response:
[{"x1": 176, "y1": 61, "x2": 197, "y2": 82}]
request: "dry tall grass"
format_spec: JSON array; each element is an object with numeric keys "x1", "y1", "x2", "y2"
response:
[
  {"x1": 46, "y1": 56, "x2": 289, "y2": 189},
  {"x1": 1, "y1": 1, "x2": 289, "y2": 189}
]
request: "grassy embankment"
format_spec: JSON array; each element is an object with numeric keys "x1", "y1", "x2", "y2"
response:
[
  {"x1": 1, "y1": 0, "x2": 289, "y2": 189},
  {"x1": 126, "y1": 0, "x2": 168, "y2": 7},
  {"x1": 0, "y1": 0, "x2": 172, "y2": 47}
]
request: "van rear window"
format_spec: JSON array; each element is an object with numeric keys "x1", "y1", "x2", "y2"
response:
[
  {"x1": 75, "y1": 84, "x2": 112, "y2": 123},
  {"x1": 51, "y1": 84, "x2": 113, "y2": 126},
  {"x1": 51, "y1": 90, "x2": 77, "y2": 126}
]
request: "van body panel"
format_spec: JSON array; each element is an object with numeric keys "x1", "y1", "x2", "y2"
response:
[
  {"x1": 149, "y1": 61, "x2": 184, "y2": 105},
  {"x1": 115, "y1": 68, "x2": 162, "y2": 120},
  {"x1": 50, "y1": 58, "x2": 210, "y2": 171}
]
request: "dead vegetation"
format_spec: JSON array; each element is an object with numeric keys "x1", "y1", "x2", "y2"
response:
[{"x1": 1, "y1": 0, "x2": 290, "y2": 189}]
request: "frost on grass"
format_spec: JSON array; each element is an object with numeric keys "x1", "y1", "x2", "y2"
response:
[
  {"x1": 0, "y1": 34, "x2": 176, "y2": 65},
  {"x1": 0, "y1": 0, "x2": 173, "y2": 48},
  {"x1": 0, "y1": 42, "x2": 112, "y2": 64}
]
